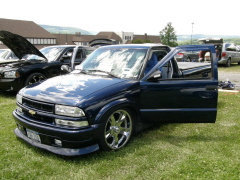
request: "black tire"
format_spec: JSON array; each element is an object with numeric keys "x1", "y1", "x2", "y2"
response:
[
  {"x1": 238, "y1": 62, "x2": 240, "y2": 65},
  {"x1": 225, "y1": 58, "x2": 231, "y2": 67},
  {"x1": 99, "y1": 107, "x2": 134, "y2": 151},
  {"x1": 24, "y1": 73, "x2": 47, "y2": 86},
  {"x1": 186, "y1": 57, "x2": 191, "y2": 62}
]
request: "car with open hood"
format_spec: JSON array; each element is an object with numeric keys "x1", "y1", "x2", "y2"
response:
[
  {"x1": 0, "y1": 31, "x2": 95, "y2": 91},
  {"x1": 13, "y1": 43, "x2": 218, "y2": 156}
]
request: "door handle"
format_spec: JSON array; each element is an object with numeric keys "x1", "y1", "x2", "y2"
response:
[{"x1": 206, "y1": 85, "x2": 217, "y2": 91}]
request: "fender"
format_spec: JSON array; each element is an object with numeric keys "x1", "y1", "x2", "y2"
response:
[{"x1": 94, "y1": 98, "x2": 140, "y2": 124}]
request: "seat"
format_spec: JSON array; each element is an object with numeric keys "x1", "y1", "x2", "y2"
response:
[{"x1": 144, "y1": 53, "x2": 158, "y2": 74}]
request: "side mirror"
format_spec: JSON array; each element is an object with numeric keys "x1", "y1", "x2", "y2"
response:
[
  {"x1": 62, "y1": 54, "x2": 71, "y2": 60},
  {"x1": 147, "y1": 70, "x2": 162, "y2": 82},
  {"x1": 61, "y1": 65, "x2": 70, "y2": 73}
]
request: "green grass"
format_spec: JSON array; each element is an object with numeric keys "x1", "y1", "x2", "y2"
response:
[
  {"x1": 0, "y1": 92, "x2": 240, "y2": 180},
  {"x1": 218, "y1": 63, "x2": 240, "y2": 73}
]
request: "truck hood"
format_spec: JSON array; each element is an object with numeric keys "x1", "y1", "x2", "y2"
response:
[
  {"x1": 20, "y1": 73, "x2": 128, "y2": 106},
  {"x1": 0, "y1": 59, "x2": 44, "y2": 69},
  {"x1": 0, "y1": 30, "x2": 47, "y2": 60}
]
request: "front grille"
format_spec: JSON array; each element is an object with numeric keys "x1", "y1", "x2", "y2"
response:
[
  {"x1": 21, "y1": 97, "x2": 55, "y2": 124},
  {"x1": 23, "y1": 98, "x2": 54, "y2": 113},
  {"x1": 24, "y1": 110, "x2": 54, "y2": 123}
]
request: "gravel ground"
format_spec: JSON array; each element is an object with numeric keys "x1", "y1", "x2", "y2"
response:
[{"x1": 218, "y1": 71, "x2": 240, "y2": 90}]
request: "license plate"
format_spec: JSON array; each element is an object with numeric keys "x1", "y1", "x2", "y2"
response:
[{"x1": 26, "y1": 129, "x2": 41, "y2": 143}]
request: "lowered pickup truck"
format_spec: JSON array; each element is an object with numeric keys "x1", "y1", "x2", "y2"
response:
[{"x1": 13, "y1": 44, "x2": 218, "y2": 156}]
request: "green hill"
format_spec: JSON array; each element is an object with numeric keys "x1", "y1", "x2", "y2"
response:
[
  {"x1": 177, "y1": 34, "x2": 240, "y2": 41},
  {"x1": 39, "y1": 24, "x2": 95, "y2": 35}
]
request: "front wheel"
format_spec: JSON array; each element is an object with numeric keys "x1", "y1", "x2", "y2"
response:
[
  {"x1": 24, "y1": 73, "x2": 47, "y2": 86},
  {"x1": 99, "y1": 108, "x2": 133, "y2": 151}
]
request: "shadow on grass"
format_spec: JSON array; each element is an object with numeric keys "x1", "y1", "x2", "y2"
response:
[{"x1": 0, "y1": 91, "x2": 17, "y2": 98}]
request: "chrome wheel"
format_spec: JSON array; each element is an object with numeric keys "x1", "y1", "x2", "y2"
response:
[{"x1": 103, "y1": 109, "x2": 133, "y2": 150}]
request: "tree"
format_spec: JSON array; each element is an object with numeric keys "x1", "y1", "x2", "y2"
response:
[{"x1": 160, "y1": 22, "x2": 178, "y2": 47}]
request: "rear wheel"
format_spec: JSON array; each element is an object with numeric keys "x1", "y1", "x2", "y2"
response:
[
  {"x1": 99, "y1": 107, "x2": 133, "y2": 151},
  {"x1": 24, "y1": 73, "x2": 46, "y2": 86},
  {"x1": 225, "y1": 58, "x2": 231, "y2": 67},
  {"x1": 238, "y1": 62, "x2": 240, "y2": 65}
]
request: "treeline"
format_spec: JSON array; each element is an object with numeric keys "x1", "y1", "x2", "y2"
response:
[{"x1": 178, "y1": 38, "x2": 240, "y2": 46}]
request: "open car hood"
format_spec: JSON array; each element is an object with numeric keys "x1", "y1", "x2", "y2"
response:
[
  {"x1": 89, "y1": 39, "x2": 116, "y2": 47},
  {"x1": 0, "y1": 31, "x2": 47, "y2": 60}
]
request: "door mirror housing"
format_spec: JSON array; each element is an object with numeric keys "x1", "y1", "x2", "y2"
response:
[
  {"x1": 147, "y1": 70, "x2": 162, "y2": 82},
  {"x1": 61, "y1": 65, "x2": 70, "y2": 73}
]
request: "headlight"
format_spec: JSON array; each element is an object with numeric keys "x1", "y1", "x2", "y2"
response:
[
  {"x1": 4, "y1": 70, "x2": 20, "y2": 78},
  {"x1": 55, "y1": 119, "x2": 89, "y2": 127},
  {"x1": 16, "y1": 94, "x2": 22, "y2": 104},
  {"x1": 55, "y1": 105, "x2": 85, "y2": 117}
]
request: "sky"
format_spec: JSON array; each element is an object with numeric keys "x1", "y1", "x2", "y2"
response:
[{"x1": 1, "y1": 0, "x2": 240, "y2": 36}]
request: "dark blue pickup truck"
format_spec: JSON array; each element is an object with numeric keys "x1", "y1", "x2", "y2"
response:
[{"x1": 13, "y1": 44, "x2": 218, "y2": 156}]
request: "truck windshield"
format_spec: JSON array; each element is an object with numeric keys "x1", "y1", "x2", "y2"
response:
[
  {"x1": 76, "y1": 48, "x2": 147, "y2": 79},
  {"x1": 27, "y1": 47, "x2": 64, "y2": 62}
]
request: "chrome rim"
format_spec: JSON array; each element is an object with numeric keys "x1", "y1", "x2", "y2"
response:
[
  {"x1": 28, "y1": 75, "x2": 46, "y2": 85},
  {"x1": 104, "y1": 109, "x2": 132, "y2": 149}
]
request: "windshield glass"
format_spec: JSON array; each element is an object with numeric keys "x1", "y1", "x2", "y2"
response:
[
  {"x1": 27, "y1": 47, "x2": 64, "y2": 61},
  {"x1": 0, "y1": 49, "x2": 9, "y2": 59},
  {"x1": 76, "y1": 48, "x2": 147, "y2": 79}
]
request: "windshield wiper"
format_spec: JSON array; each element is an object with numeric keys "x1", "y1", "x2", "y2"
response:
[{"x1": 87, "y1": 69, "x2": 118, "y2": 78}]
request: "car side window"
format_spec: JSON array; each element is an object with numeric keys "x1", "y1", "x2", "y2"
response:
[
  {"x1": 144, "y1": 50, "x2": 168, "y2": 75},
  {"x1": 61, "y1": 48, "x2": 83, "y2": 62},
  {"x1": 75, "y1": 49, "x2": 83, "y2": 59},
  {"x1": 60, "y1": 49, "x2": 73, "y2": 61},
  {"x1": 225, "y1": 44, "x2": 236, "y2": 51},
  {"x1": 158, "y1": 50, "x2": 213, "y2": 80}
]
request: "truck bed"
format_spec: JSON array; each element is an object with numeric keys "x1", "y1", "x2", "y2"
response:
[
  {"x1": 177, "y1": 62, "x2": 211, "y2": 70},
  {"x1": 177, "y1": 62, "x2": 211, "y2": 78}
]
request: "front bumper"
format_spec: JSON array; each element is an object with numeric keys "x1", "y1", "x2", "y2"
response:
[
  {"x1": 13, "y1": 110, "x2": 102, "y2": 156},
  {"x1": 0, "y1": 78, "x2": 22, "y2": 91},
  {"x1": 14, "y1": 128, "x2": 99, "y2": 156}
]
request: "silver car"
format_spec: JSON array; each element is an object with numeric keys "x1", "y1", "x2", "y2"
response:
[
  {"x1": 198, "y1": 38, "x2": 240, "y2": 67},
  {"x1": 175, "y1": 50, "x2": 199, "y2": 62}
]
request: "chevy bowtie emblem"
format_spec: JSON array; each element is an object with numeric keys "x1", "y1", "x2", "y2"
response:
[{"x1": 29, "y1": 110, "x2": 36, "y2": 115}]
